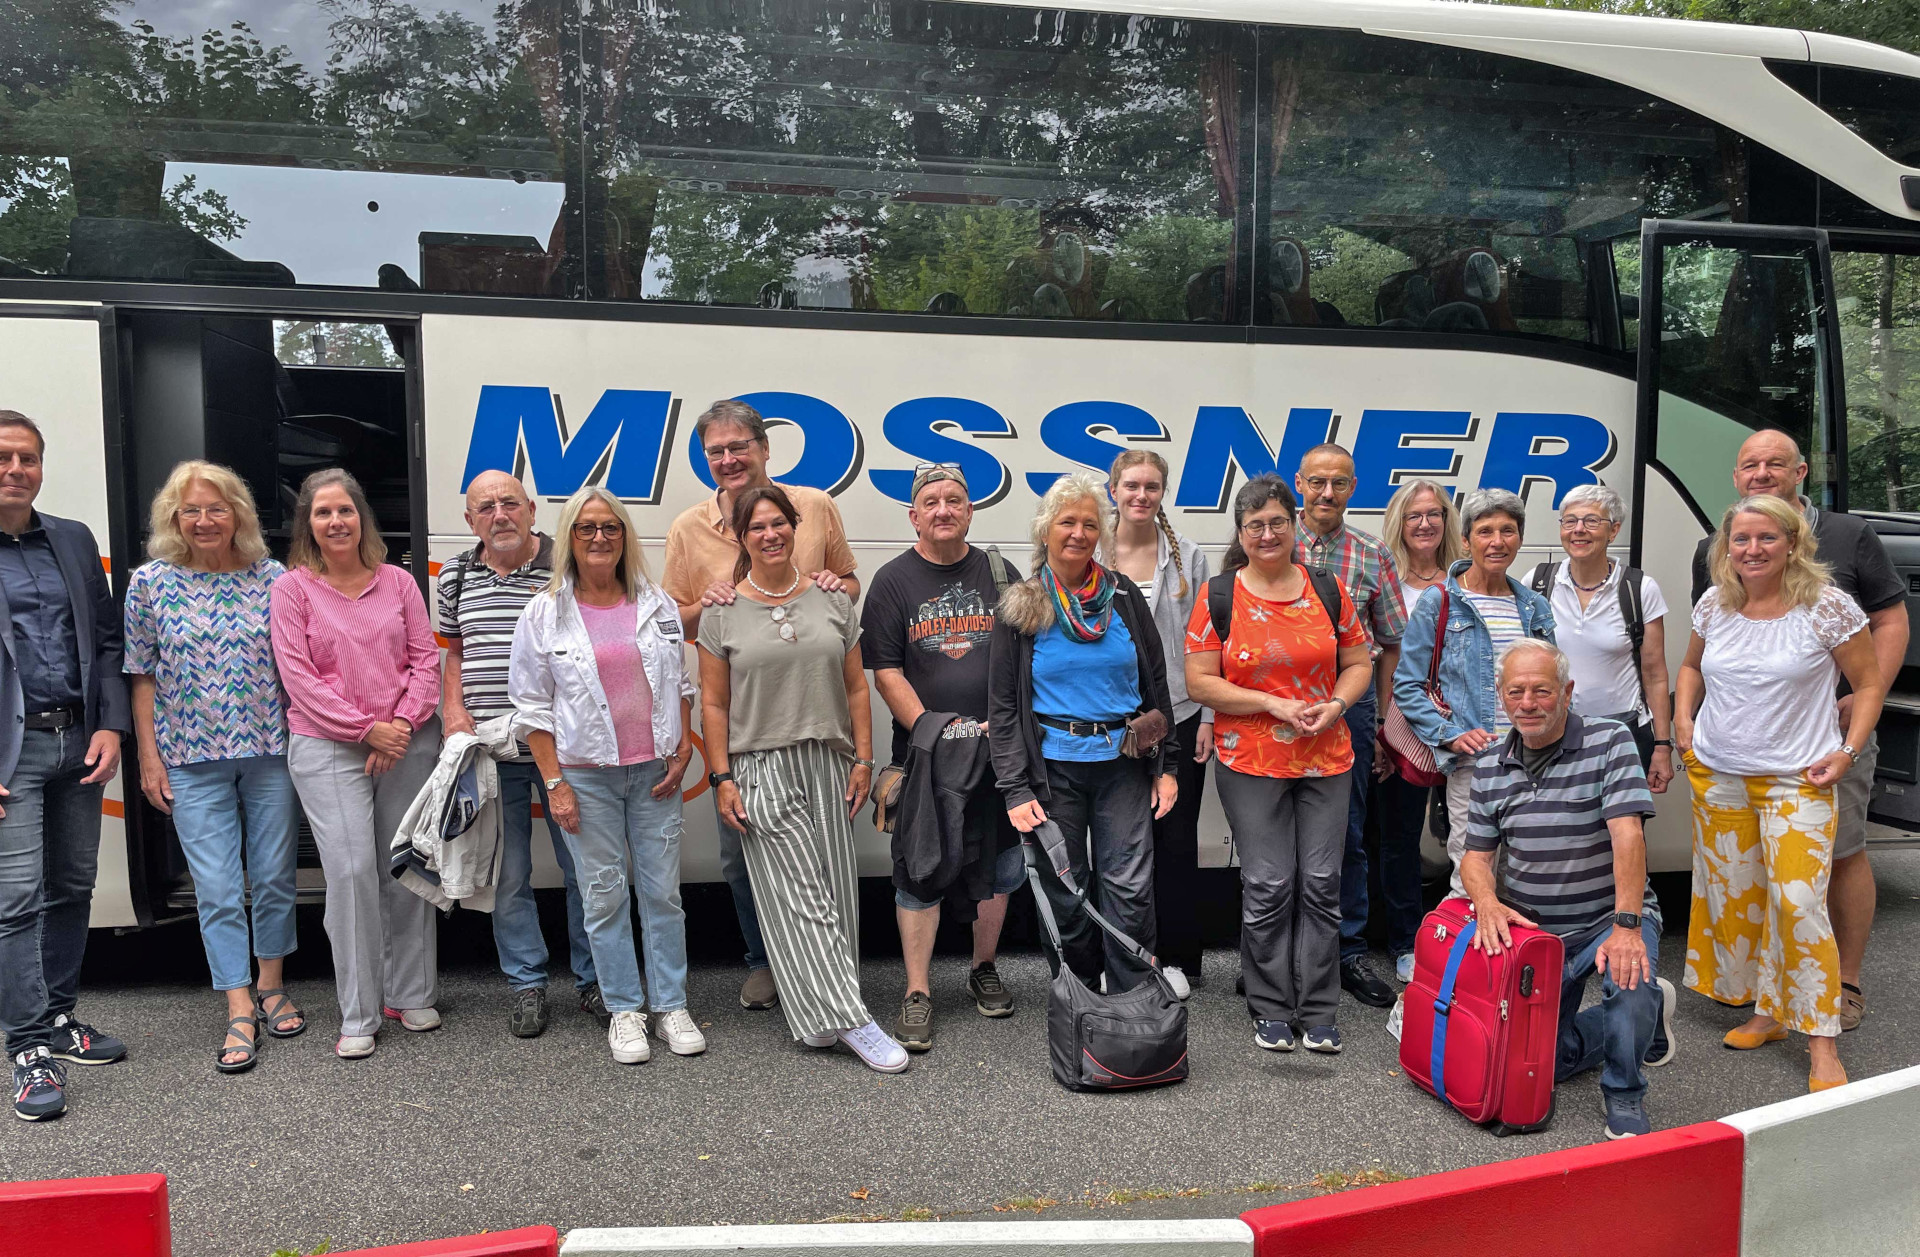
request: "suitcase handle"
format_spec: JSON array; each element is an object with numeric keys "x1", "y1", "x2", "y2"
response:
[
  {"x1": 1431, "y1": 918, "x2": 1479, "y2": 1102},
  {"x1": 1519, "y1": 965, "x2": 1535, "y2": 998}
]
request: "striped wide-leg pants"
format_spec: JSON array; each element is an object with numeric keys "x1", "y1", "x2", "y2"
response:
[{"x1": 732, "y1": 740, "x2": 871, "y2": 1039}]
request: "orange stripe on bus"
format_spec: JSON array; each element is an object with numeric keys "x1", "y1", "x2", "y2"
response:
[{"x1": 103, "y1": 799, "x2": 123, "y2": 818}]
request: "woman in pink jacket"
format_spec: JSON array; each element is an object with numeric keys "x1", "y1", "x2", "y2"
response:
[{"x1": 271, "y1": 469, "x2": 442, "y2": 1059}]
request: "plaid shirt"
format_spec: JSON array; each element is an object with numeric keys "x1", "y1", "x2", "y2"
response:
[{"x1": 1295, "y1": 519, "x2": 1406, "y2": 649}]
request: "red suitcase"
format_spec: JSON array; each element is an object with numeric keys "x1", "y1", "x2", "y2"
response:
[{"x1": 1399, "y1": 897, "x2": 1563, "y2": 1136}]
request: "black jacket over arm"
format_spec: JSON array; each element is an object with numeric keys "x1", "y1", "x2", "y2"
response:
[{"x1": 987, "y1": 575, "x2": 1177, "y2": 811}]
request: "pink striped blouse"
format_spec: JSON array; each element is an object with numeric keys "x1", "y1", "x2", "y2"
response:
[{"x1": 270, "y1": 565, "x2": 441, "y2": 743}]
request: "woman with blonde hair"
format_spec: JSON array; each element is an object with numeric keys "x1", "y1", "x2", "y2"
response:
[
  {"x1": 1372, "y1": 478, "x2": 1463, "y2": 982},
  {"x1": 989, "y1": 470, "x2": 1179, "y2": 993},
  {"x1": 1676, "y1": 492, "x2": 1883, "y2": 1093},
  {"x1": 1106, "y1": 449, "x2": 1211, "y2": 995},
  {"x1": 271, "y1": 468, "x2": 442, "y2": 1059},
  {"x1": 125, "y1": 461, "x2": 300, "y2": 1072},
  {"x1": 509, "y1": 488, "x2": 701, "y2": 1064}
]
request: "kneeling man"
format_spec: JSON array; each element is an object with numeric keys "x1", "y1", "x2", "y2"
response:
[{"x1": 1463, "y1": 639, "x2": 1675, "y2": 1140}]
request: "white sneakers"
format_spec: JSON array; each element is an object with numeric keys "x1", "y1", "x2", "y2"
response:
[
  {"x1": 653, "y1": 1009, "x2": 708, "y2": 1056},
  {"x1": 837, "y1": 1020, "x2": 910, "y2": 1073},
  {"x1": 608, "y1": 1011, "x2": 651, "y2": 1064},
  {"x1": 1163, "y1": 966, "x2": 1192, "y2": 1001}
]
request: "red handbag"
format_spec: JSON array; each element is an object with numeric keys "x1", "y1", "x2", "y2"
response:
[{"x1": 1380, "y1": 588, "x2": 1449, "y2": 788}]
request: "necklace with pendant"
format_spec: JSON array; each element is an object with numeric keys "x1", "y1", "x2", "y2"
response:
[{"x1": 746, "y1": 570, "x2": 804, "y2": 641}]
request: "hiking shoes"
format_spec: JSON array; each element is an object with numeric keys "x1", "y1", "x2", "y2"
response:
[
  {"x1": 1339, "y1": 957, "x2": 1395, "y2": 1009},
  {"x1": 580, "y1": 984, "x2": 611, "y2": 1024},
  {"x1": 509, "y1": 987, "x2": 550, "y2": 1039},
  {"x1": 967, "y1": 963, "x2": 1014, "y2": 1017}
]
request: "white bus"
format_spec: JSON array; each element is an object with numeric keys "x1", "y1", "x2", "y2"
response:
[{"x1": 4, "y1": 0, "x2": 1919, "y2": 929}]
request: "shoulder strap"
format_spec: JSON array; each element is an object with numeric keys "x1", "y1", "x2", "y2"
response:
[
  {"x1": 1619, "y1": 566, "x2": 1647, "y2": 710},
  {"x1": 1528, "y1": 562, "x2": 1558, "y2": 597},
  {"x1": 1431, "y1": 917, "x2": 1479, "y2": 1102},
  {"x1": 444, "y1": 549, "x2": 473, "y2": 628},
  {"x1": 985, "y1": 545, "x2": 1016, "y2": 597},
  {"x1": 1306, "y1": 565, "x2": 1343, "y2": 638},
  {"x1": 1025, "y1": 822, "x2": 1163, "y2": 972},
  {"x1": 1428, "y1": 587, "x2": 1451, "y2": 687},
  {"x1": 1207, "y1": 571, "x2": 1235, "y2": 644}
]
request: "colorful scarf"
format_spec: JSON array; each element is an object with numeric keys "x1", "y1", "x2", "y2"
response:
[{"x1": 1043, "y1": 561, "x2": 1118, "y2": 642}]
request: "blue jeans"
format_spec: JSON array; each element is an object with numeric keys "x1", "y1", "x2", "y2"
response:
[
  {"x1": 563, "y1": 760, "x2": 690, "y2": 1014},
  {"x1": 1337, "y1": 687, "x2": 1378, "y2": 962},
  {"x1": 493, "y1": 762, "x2": 595, "y2": 991},
  {"x1": 714, "y1": 797, "x2": 769, "y2": 970},
  {"x1": 0, "y1": 728, "x2": 104, "y2": 1055},
  {"x1": 168, "y1": 755, "x2": 300, "y2": 992},
  {"x1": 1556, "y1": 917, "x2": 1663, "y2": 1100}
]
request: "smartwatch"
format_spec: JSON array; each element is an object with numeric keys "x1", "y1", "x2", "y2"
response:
[
  {"x1": 1613, "y1": 911, "x2": 1641, "y2": 929},
  {"x1": 709, "y1": 771, "x2": 734, "y2": 788},
  {"x1": 1652, "y1": 739, "x2": 1674, "y2": 749}
]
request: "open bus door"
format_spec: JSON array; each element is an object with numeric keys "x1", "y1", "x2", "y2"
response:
[{"x1": 1633, "y1": 221, "x2": 1920, "y2": 846}]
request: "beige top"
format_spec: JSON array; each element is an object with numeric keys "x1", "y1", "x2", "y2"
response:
[
  {"x1": 662, "y1": 483, "x2": 857, "y2": 608},
  {"x1": 696, "y1": 586, "x2": 862, "y2": 755}
]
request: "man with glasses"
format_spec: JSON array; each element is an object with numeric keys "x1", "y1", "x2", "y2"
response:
[
  {"x1": 1292, "y1": 443, "x2": 1406, "y2": 1010},
  {"x1": 1687, "y1": 429, "x2": 1909, "y2": 1035},
  {"x1": 860, "y1": 464, "x2": 1021, "y2": 1052},
  {"x1": 440, "y1": 469, "x2": 598, "y2": 1037},
  {"x1": 664, "y1": 399, "x2": 860, "y2": 1013}
]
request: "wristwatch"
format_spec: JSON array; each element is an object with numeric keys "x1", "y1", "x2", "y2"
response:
[
  {"x1": 1652, "y1": 739, "x2": 1674, "y2": 749},
  {"x1": 1842, "y1": 743, "x2": 1860, "y2": 761},
  {"x1": 709, "y1": 771, "x2": 734, "y2": 788},
  {"x1": 543, "y1": 775, "x2": 565, "y2": 791},
  {"x1": 853, "y1": 757, "x2": 876, "y2": 770},
  {"x1": 1614, "y1": 911, "x2": 1641, "y2": 929}
]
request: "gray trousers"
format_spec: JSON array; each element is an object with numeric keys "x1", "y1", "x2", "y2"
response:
[
  {"x1": 1219, "y1": 765, "x2": 1349, "y2": 1028},
  {"x1": 288, "y1": 717, "x2": 442, "y2": 1038}
]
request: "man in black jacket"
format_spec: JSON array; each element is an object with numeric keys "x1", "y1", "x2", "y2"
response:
[{"x1": 861, "y1": 465, "x2": 1021, "y2": 1053}]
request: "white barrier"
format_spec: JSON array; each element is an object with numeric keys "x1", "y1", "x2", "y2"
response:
[
  {"x1": 561, "y1": 1219, "x2": 1255, "y2": 1257},
  {"x1": 1721, "y1": 1062, "x2": 1920, "y2": 1257}
]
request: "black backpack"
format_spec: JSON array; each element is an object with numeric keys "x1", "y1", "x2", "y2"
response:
[
  {"x1": 1207, "y1": 565, "x2": 1345, "y2": 644},
  {"x1": 1528, "y1": 562, "x2": 1648, "y2": 710}
]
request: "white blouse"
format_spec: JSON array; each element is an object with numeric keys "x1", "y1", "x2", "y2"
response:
[{"x1": 1692, "y1": 584, "x2": 1868, "y2": 778}]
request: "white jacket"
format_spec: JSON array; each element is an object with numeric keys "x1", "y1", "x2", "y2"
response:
[
  {"x1": 508, "y1": 579, "x2": 695, "y2": 766},
  {"x1": 389, "y1": 714, "x2": 518, "y2": 912}
]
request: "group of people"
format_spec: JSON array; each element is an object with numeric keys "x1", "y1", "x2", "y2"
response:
[{"x1": 0, "y1": 399, "x2": 1898, "y2": 1143}]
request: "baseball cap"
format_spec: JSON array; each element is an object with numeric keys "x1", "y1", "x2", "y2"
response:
[{"x1": 911, "y1": 461, "x2": 969, "y2": 500}]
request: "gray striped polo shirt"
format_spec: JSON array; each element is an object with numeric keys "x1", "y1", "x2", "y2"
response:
[
  {"x1": 437, "y1": 533, "x2": 555, "y2": 721},
  {"x1": 1464, "y1": 712, "x2": 1658, "y2": 939}
]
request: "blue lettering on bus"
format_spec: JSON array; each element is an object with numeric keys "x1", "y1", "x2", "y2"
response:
[
  {"x1": 1480, "y1": 412, "x2": 1614, "y2": 508},
  {"x1": 1025, "y1": 401, "x2": 1166, "y2": 496},
  {"x1": 687, "y1": 391, "x2": 862, "y2": 495},
  {"x1": 868, "y1": 397, "x2": 1014, "y2": 506},
  {"x1": 1349, "y1": 410, "x2": 1476, "y2": 510},
  {"x1": 463, "y1": 385, "x2": 674, "y2": 500}
]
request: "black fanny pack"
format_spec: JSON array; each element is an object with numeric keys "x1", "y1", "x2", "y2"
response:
[{"x1": 1022, "y1": 820, "x2": 1188, "y2": 1092}]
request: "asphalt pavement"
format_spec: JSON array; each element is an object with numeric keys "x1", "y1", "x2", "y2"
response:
[{"x1": 7, "y1": 851, "x2": 1920, "y2": 1257}]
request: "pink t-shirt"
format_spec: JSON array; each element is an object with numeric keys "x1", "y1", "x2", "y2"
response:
[
  {"x1": 270, "y1": 565, "x2": 441, "y2": 743},
  {"x1": 577, "y1": 599, "x2": 655, "y2": 766}
]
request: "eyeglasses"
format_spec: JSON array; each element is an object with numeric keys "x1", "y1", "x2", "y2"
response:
[
  {"x1": 914, "y1": 460, "x2": 962, "y2": 474},
  {"x1": 1302, "y1": 477, "x2": 1353, "y2": 494},
  {"x1": 177, "y1": 505, "x2": 232, "y2": 522},
  {"x1": 1560, "y1": 514, "x2": 1612, "y2": 532},
  {"x1": 703, "y1": 439, "x2": 760, "y2": 461},
  {"x1": 1239, "y1": 520, "x2": 1293, "y2": 538},
  {"x1": 1404, "y1": 510, "x2": 1445, "y2": 525},
  {"x1": 472, "y1": 497, "x2": 525, "y2": 517},
  {"x1": 572, "y1": 521, "x2": 625, "y2": 539}
]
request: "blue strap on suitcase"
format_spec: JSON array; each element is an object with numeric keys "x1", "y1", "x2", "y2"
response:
[{"x1": 1430, "y1": 918, "x2": 1478, "y2": 1102}]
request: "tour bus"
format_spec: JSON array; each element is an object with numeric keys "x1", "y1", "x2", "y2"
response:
[{"x1": 4, "y1": 0, "x2": 1919, "y2": 930}]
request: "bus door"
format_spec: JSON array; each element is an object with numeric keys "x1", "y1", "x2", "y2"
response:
[
  {"x1": 109, "y1": 309, "x2": 427, "y2": 921},
  {"x1": 0, "y1": 305, "x2": 140, "y2": 927}
]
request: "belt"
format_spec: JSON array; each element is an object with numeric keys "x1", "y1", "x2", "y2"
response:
[
  {"x1": 23, "y1": 706, "x2": 81, "y2": 731},
  {"x1": 1036, "y1": 714, "x2": 1125, "y2": 737}
]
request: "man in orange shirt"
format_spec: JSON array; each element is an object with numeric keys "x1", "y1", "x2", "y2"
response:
[{"x1": 663, "y1": 399, "x2": 860, "y2": 1013}]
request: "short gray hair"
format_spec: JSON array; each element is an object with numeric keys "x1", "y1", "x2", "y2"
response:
[
  {"x1": 1459, "y1": 488, "x2": 1526, "y2": 537},
  {"x1": 1560, "y1": 483, "x2": 1624, "y2": 523},
  {"x1": 695, "y1": 398, "x2": 768, "y2": 446},
  {"x1": 1497, "y1": 637, "x2": 1571, "y2": 687}
]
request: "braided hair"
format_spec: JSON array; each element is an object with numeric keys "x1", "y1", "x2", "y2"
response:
[{"x1": 1107, "y1": 449, "x2": 1187, "y2": 599}]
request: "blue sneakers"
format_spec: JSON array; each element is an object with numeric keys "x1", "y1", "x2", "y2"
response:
[
  {"x1": 12, "y1": 1048, "x2": 66, "y2": 1122},
  {"x1": 1303, "y1": 1025, "x2": 1343, "y2": 1054},
  {"x1": 1603, "y1": 1091, "x2": 1652, "y2": 1139},
  {"x1": 1253, "y1": 1020, "x2": 1296, "y2": 1052}
]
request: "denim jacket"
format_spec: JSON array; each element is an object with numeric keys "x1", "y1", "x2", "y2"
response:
[{"x1": 1392, "y1": 559, "x2": 1556, "y2": 775}]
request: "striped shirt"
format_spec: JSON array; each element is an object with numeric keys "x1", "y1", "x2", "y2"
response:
[
  {"x1": 437, "y1": 534, "x2": 555, "y2": 721},
  {"x1": 1464, "y1": 712, "x2": 1658, "y2": 939},
  {"x1": 1461, "y1": 590, "x2": 1525, "y2": 735},
  {"x1": 1294, "y1": 520, "x2": 1406, "y2": 652}
]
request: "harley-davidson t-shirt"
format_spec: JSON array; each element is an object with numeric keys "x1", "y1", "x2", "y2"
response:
[{"x1": 860, "y1": 546, "x2": 1009, "y2": 765}]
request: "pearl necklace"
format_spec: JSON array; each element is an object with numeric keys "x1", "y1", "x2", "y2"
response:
[{"x1": 745, "y1": 569, "x2": 802, "y2": 599}]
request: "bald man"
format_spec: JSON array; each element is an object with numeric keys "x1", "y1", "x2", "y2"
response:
[
  {"x1": 1689, "y1": 429, "x2": 1909, "y2": 1034},
  {"x1": 440, "y1": 471, "x2": 598, "y2": 1038}
]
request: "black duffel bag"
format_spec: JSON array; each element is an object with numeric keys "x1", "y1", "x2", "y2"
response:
[{"x1": 1022, "y1": 820, "x2": 1188, "y2": 1092}]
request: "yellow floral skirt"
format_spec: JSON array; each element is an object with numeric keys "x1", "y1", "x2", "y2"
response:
[{"x1": 1683, "y1": 752, "x2": 1842, "y2": 1037}]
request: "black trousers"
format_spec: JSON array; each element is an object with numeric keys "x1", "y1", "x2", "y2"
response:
[{"x1": 1151, "y1": 711, "x2": 1209, "y2": 972}]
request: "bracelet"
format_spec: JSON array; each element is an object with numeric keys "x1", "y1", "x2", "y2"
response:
[
  {"x1": 853, "y1": 757, "x2": 876, "y2": 770},
  {"x1": 1652, "y1": 739, "x2": 1673, "y2": 748}
]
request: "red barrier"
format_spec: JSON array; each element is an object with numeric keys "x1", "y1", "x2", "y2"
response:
[
  {"x1": 327, "y1": 1226, "x2": 560, "y2": 1256},
  {"x1": 1241, "y1": 1120, "x2": 1743, "y2": 1257},
  {"x1": 0, "y1": 1173, "x2": 171, "y2": 1257}
]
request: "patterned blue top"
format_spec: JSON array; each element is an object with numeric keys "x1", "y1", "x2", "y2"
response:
[{"x1": 124, "y1": 558, "x2": 289, "y2": 767}]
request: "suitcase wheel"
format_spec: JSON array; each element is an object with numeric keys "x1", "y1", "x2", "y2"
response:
[{"x1": 1489, "y1": 1092, "x2": 1556, "y2": 1138}]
